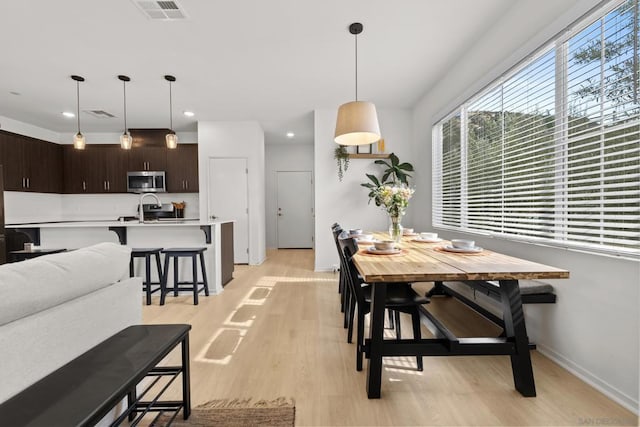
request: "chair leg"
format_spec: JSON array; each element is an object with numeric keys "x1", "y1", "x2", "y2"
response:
[
  {"x1": 411, "y1": 308, "x2": 424, "y2": 371},
  {"x1": 145, "y1": 254, "x2": 152, "y2": 306},
  {"x1": 192, "y1": 254, "x2": 199, "y2": 305},
  {"x1": 356, "y1": 307, "x2": 365, "y2": 371},
  {"x1": 155, "y1": 253, "x2": 163, "y2": 300},
  {"x1": 199, "y1": 252, "x2": 209, "y2": 296},
  {"x1": 347, "y1": 295, "x2": 356, "y2": 344},
  {"x1": 394, "y1": 310, "x2": 401, "y2": 339},
  {"x1": 343, "y1": 285, "x2": 351, "y2": 328},
  {"x1": 173, "y1": 256, "x2": 179, "y2": 297},
  {"x1": 160, "y1": 255, "x2": 170, "y2": 306},
  {"x1": 129, "y1": 258, "x2": 134, "y2": 278}
]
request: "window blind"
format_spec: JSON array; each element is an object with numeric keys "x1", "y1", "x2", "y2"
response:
[{"x1": 433, "y1": 0, "x2": 640, "y2": 257}]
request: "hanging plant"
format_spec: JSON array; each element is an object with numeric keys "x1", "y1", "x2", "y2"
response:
[{"x1": 334, "y1": 145, "x2": 350, "y2": 181}]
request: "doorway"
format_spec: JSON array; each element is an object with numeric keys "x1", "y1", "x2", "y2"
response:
[
  {"x1": 208, "y1": 157, "x2": 249, "y2": 263},
  {"x1": 276, "y1": 171, "x2": 313, "y2": 248}
]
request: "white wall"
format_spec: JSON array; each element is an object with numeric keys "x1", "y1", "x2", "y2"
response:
[
  {"x1": 314, "y1": 107, "x2": 413, "y2": 271},
  {"x1": 411, "y1": 0, "x2": 639, "y2": 413},
  {"x1": 0, "y1": 115, "x2": 60, "y2": 142},
  {"x1": 265, "y1": 143, "x2": 314, "y2": 248},
  {"x1": 197, "y1": 121, "x2": 266, "y2": 265}
]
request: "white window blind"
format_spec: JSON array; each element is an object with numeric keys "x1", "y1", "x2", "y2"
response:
[{"x1": 433, "y1": 0, "x2": 640, "y2": 257}]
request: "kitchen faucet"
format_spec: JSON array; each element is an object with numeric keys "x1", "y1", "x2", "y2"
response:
[{"x1": 139, "y1": 193, "x2": 162, "y2": 223}]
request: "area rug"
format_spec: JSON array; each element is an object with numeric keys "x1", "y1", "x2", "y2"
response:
[{"x1": 152, "y1": 397, "x2": 295, "y2": 426}]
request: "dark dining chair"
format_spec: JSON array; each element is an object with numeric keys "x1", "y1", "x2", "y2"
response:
[{"x1": 340, "y1": 236, "x2": 429, "y2": 371}]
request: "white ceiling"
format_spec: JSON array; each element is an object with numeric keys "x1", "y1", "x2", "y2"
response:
[{"x1": 0, "y1": 0, "x2": 576, "y2": 145}]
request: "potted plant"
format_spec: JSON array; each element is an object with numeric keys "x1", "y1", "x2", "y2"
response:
[
  {"x1": 361, "y1": 153, "x2": 415, "y2": 242},
  {"x1": 334, "y1": 145, "x2": 350, "y2": 181}
]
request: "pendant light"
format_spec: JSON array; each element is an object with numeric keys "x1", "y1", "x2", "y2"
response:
[
  {"x1": 164, "y1": 75, "x2": 178, "y2": 149},
  {"x1": 334, "y1": 22, "x2": 381, "y2": 146},
  {"x1": 71, "y1": 75, "x2": 86, "y2": 150},
  {"x1": 118, "y1": 75, "x2": 132, "y2": 150}
]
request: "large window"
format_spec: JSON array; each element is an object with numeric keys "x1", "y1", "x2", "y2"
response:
[{"x1": 433, "y1": 0, "x2": 640, "y2": 257}]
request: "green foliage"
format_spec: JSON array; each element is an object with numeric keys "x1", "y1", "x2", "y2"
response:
[
  {"x1": 360, "y1": 153, "x2": 414, "y2": 205},
  {"x1": 334, "y1": 145, "x2": 350, "y2": 182}
]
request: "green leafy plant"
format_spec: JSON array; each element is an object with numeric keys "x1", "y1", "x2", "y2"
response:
[
  {"x1": 374, "y1": 153, "x2": 414, "y2": 184},
  {"x1": 334, "y1": 145, "x2": 350, "y2": 181},
  {"x1": 361, "y1": 153, "x2": 414, "y2": 205}
]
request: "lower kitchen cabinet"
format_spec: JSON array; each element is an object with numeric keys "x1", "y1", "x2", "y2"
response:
[{"x1": 221, "y1": 222, "x2": 234, "y2": 286}]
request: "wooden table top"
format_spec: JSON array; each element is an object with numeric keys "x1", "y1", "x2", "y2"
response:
[{"x1": 353, "y1": 234, "x2": 569, "y2": 283}]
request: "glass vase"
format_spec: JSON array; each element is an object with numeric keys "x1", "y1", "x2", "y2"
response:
[{"x1": 388, "y1": 213, "x2": 404, "y2": 243}]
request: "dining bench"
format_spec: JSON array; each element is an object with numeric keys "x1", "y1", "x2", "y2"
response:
[
  {"x1": 0, "y1": 324, "x2": 191, "y2": 427},
  {"x1": 428, "y1": 280, "x2": 556, "y2": 330}
]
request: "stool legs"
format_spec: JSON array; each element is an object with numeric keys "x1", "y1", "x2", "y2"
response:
[
  {"x1": 160, "y1": 250, "x2": 209, "y2": 306},
  {"x1": 160, "y1": 257, "x2": 170, "y2": 306},
  {"x1": 145, "y1": 253, "x2": 152, "y2": 305},
  {"x1": 199, "y1": 252, "x2": 209, "y2": 296}
]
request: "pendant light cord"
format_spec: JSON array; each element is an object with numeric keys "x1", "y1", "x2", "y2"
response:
[
  {"x1": 169, "y1": 80, "x2": 173, "y2": 130},
  {"x1": 123, "y1": 80, "x2": 127, "y2": 132},
  {"x1": 354, "y1": 31, "x2": 358, "y2": 101},
  {"x1": 76, "y1": 81, "x2": 81, "y2": 133}
]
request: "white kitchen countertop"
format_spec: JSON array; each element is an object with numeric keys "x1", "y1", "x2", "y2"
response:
[{"x1": 6, "y1": 219, "x2": 235, "y2": 228}]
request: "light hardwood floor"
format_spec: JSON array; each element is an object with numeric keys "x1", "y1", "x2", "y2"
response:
[{"x1": 143, "y1": 249, "x2": 637, "y2": 426}]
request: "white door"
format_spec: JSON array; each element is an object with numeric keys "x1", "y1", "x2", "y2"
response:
[
  {"x1": 277, "y1": 171, "x2": 313, "y2": 248},
  {"x1": 209, "y1": 158, "x2": 249, "y2": 263}
]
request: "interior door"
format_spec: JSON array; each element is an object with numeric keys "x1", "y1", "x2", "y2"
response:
[
  {"x1": 277, "y1": 171, "x2": 313, "y2": 248},
  {"x1": 208, "y1": 158, "x2": 249, "y2": 263}
]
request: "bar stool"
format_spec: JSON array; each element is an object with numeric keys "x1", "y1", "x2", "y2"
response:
[
  {"x1": 160, "y1": 247, "x2": 209, "y2": 305},
  {"x1": 130, "y1": 248, "x2": 163, "y2": 305}
]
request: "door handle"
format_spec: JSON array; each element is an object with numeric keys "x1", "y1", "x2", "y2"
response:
[
  {"x1": 82, "y1": 180, "x2": 86, "y2": 191},
  {"x1": 26, "y1": 178, "x2": 30, "y2": 188},
  {"x1": 210, "y1": 215, "x2": 218, "y2": 219},
  {"x1": 278, "y1": 213, "x2": 282, "y2": 216},
  {"x1": 107, "y1": 181, "x2": 110, "y2": 191},
  {"x1": 185, "y1": 180, "x2": 188, "y2": 190}
]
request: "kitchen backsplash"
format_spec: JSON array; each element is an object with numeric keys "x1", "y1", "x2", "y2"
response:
[{"x1": 4, "y1": 191, "x2": 199, "y2": 224}]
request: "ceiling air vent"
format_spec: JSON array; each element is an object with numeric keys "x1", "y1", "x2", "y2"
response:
[
  {"x1": 133, "y1": 0, "x2": 188, "y2": 20},
  {"x1": 84, "y1": 110, "x2": 116, "y2": 119}
]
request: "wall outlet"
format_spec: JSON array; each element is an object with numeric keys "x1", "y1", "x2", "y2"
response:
[{"x1": 332, "y1": 264, "x2": 339, "y2": 273}]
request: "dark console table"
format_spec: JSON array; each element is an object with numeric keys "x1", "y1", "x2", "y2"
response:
[
  {"x1": 0, "y1": 324, "x2": 191, "y2": 426},
  {"x1": 10, "y1": 248, "x2": 67, "y2": 262}
]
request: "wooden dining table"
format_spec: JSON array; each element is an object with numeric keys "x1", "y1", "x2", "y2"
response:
[{"x1": 352, "y1": 234, "x2": 569, "y2": 399}]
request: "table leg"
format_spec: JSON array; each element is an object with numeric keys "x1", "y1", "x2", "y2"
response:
[
  {"x1": 366, "y1": 282, "x2": 387, "y2": 399},
  {"x1": 181, "y1": 334, "x2": 191, "y2": 419},
  {"x1": 499, "y1": 279, "x2": 536, "y2": 397}
]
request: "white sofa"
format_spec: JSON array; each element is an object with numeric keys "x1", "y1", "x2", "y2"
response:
[{"x1": 0, "y1": 242, "x2": 142, "y2": 404}]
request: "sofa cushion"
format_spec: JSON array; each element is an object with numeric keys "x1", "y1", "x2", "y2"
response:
[{"x1": 0, "y1": 242, "x2": 131, "y2": 326}]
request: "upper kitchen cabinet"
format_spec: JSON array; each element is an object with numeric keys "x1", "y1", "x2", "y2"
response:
[
  {"x1": 128, "y1": 129, "x2": 169, "y2": 172},
  {"x1": 63, "y1": 144, "x2": 128, "y2": 193},
  {"x1": 128, "y1": 146, "x2": 166, "y2": 172},
  {"x1": 166, "y1": 144, "x2": 199, "y2": 193},
  {"x1": 0, "y1": 130, "x2": 62, "y2": 193}
]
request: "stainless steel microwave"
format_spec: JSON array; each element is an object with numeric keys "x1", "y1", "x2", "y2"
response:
[{"x1": 127, "y1": 171, "x2": 166, "y2": 193}]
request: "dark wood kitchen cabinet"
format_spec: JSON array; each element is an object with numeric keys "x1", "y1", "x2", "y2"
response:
[
  {"x1": 166, "y1": 144, "x2": 198, "y2": 193},
  {"x1": 128, "y1": 146, "x2": 166, "y2": 172},
  {"x1": 63, "y1": 145, "x2": 127, "y2": 193},
  {"x1": 0, "y1": 130, "x2": 62, "y2": 193}
]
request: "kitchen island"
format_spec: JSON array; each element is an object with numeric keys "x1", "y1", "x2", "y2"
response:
[{"x1": 5, "y1": 219, "x2": 235, "y2": 294}]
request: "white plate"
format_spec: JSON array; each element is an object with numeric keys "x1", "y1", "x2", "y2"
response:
[
  {"x1": 367, "y1": 246, "x2": 401, "y2": 255},
  {"x1": 442, "y1": 245, "x2": 483, "y2": 253},
  {"x1": 403, "y1": 232, "x2": 418, "y2": 236},
  {"x1": 413, "y1": 237, "x2": 443, "y2": 243}
]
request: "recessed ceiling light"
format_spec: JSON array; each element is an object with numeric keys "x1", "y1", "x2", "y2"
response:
[
  {"x1": 9, "y1": 91, "x2": 20, "y2": 96},
  {"x1": 62, "y1": 111, "x2": 76, "y2": 118},
  {"x1": 183, "y1": 111, "x2": 195, "y2": 117},
  {"x1": 286, "y1": 132, "x2": 295, "y2": 138}
]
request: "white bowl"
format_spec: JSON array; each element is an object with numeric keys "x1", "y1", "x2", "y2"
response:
[
  {"x1": 349, "y1": 228, "x2": 363, "y2": 235},
  {"x1": 357, "y1": 233, "x2": 373, "y2": 241},
  {"x1": 403, "y1": 228, "x2": 414, "y2": 235},
  {"x1": 420, "y1": 232, "x2": 438, "y2": 240},
  {"x1": 374, "y1": 240, "x2": 395, "y2": 250},
  {"x1": 451, "y1": 239, "x2": 475, "y2": 249}
]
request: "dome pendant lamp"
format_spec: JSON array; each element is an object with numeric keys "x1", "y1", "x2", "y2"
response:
[
  {"x1": 334, "y1": 22, "x2": 381, "y2": 146},
  {"x1": 164, "y1": 75, "x2": 178, "y2": 149},
  {"x1": 71, "y1": 75, "x2": 86, "y2": 150},
  {"x1": 118, "y1": 75, "x2": 132, "y2": 150}
]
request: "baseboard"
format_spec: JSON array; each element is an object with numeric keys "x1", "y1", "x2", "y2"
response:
[{"x1": 536, "y1": 343, "x2": 639, "y2": 415}]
